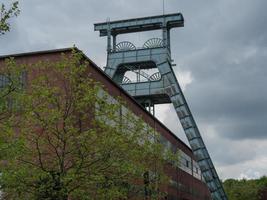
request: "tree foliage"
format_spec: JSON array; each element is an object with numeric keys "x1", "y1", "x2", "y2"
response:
[
  {"x1": 223, "y1": 176, "x2": 267, "y2": 200},
  {"x1": 0, "y1": 50, "x2": 179, "y2": 200},
  {"x1": 0, "y1": 1, "x2": 20, "y2": 35}
]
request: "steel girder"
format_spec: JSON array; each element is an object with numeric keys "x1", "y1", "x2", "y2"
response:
[{"x1": 94, "y1": 13, "x2": 228, "y2": 200}]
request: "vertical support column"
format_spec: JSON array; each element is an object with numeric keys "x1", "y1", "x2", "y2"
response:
[
  {"x1": 107, "y1": 31, "x2": 111, "y2": 52},
  {"x1": 137, "y1": 67, "x2": 141, "y2": 82},
  {"x1": 142, "y1": 100, "x2": 155, "y2": 116},
  {"x1": 162, "y1": 22, "x2": 168, "y2": 48},
  {"x1": 107, "y1": 19, "x2": 111, "y2": 52},
  {"x1": 148, "y1": 103, "x2": 155, "y2": 116},
  {"x1": 112, "y1": 34, "x2": 117, "y2": 51},
  {"x1": 167, "y1": 28, "x2": 171, "y2": 51}
]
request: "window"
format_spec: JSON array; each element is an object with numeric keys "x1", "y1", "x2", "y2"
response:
[
  {"x1": 0, "y1": 72, "x2": 27, "y2": 112},
  {"x1": 0, "y1": 74, "x2": 10, "y2": 88},
  {"x1": 186, "y1": 160, "x2": 190, "y2": 168}
]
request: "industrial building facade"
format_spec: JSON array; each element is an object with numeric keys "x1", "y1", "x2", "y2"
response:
[{"x1": 0, "y1": 48, "x2": 211, "y2": 200}]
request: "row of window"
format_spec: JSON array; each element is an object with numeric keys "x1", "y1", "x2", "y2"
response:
[
  {"x1": 96, "y1": 87, "x2": 203, "y2": 182},
  {"x1": 169, "y1": 179, "x2": 210, "y2": 200},
  {"x1": 159, "y1": 134, "x2": 203, "y2": 180}
]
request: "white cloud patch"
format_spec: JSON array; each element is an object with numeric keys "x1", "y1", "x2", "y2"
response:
[
  {"x1": 239, "y1": 170, "x2": 261, "y2": 180},
  {"x1": 175, "y1": 68, "x2": 193, "y2": 91}
]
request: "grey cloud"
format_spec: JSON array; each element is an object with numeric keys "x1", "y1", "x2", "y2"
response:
[{"x1": 167, "y1": 0, "x2": 267, "y2": 141}]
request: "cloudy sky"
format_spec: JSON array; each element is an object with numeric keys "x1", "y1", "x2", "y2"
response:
[{"x1": 1, "y1": 0, "x2": 267, "y2": 180}]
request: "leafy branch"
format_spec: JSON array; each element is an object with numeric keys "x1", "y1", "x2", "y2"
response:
[{"x1": 0, "y1": 1, "x2": 20, "y2": 35}]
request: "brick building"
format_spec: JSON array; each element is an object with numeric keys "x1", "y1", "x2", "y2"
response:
[{"x1": 0, "y1": 48, "x2": 211, "y2": 200}]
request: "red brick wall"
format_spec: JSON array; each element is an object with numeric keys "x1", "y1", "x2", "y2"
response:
[{"x1": 0, "y1": 49, "x2": 211, "y2": 200}]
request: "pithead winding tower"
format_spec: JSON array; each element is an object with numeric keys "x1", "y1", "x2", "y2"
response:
[{"x1": 94, "y1": 13, "x2": 228, "y2": 200}]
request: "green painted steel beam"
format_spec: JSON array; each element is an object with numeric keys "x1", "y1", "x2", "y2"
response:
[{"x1": 94, "y1": 12, "x2": 184, "y2": 36}]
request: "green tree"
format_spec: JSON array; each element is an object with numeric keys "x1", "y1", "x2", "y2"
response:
[
  {"x1": 0, "y1": 1, "x2": 20, "y2": 35},
  {"x1": 223, "y1": 177, "x2": 267, "y2": 200},
  {"x1": 0, "y1": 50, "x2": 179, "y2": 200}
]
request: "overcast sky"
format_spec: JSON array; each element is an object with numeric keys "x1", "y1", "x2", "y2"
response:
[{"x1": 1, "y1": 0, "x2": 267, "y2": 180}]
